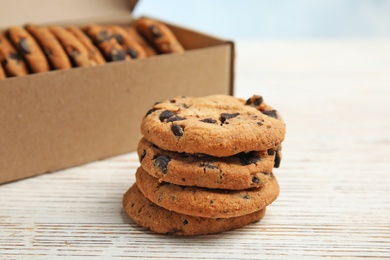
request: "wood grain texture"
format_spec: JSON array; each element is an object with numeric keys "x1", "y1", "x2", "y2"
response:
[{"x1": 1, "y1": 39, "x2": 390, "y2": 259}]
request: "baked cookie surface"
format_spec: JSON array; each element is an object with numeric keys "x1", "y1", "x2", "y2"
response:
[
  {"x1": 138, "y1": 137, "x2": 276, "y2": 190},
  {"x1": 7, "y1": 26, "x2": 49, "y2": 73},
  {"x1": 0, "y1": 33, "x2": 28, "y2": 77},
  {"x1": 26, "y1": 24, "x2": 71, "y2": 70},
  {"x1": 135, "y1": 166, "x2": 279, "y2": 218},
  {"x1": 135, "y1": 18, "x2": 184, "y2": 54},
  {"x1": 141, "y1": 95, "x2": 286, "y2": 157},
  {"x1": 123, "y1": 184, "x2": 266, "y2": 236}
]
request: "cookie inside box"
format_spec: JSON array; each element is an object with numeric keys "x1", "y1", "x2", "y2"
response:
[{"x1": 0, "y1": 0, "x2": 234, "y2": 184}]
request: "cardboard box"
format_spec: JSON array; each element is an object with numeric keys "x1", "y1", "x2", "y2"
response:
[{"x1": 0, "y1": 0, "x2": 234, "y2": 184}]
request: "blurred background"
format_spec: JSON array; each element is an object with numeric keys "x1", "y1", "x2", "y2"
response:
[{"x1": 134, "y1": 0, "x2": 390, "y2": 39}]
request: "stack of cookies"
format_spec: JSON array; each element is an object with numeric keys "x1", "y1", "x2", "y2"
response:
[
  {"x1": 0, "y1": 18, "x2": 183, "y2": 79},
  {"x1": 123, "y1": 94, "x2": 286, "y2": 236}
]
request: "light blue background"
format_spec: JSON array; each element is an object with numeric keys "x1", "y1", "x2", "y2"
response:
[{"x1": 134, "y1": 0, "x2": 390, "y2": 39}]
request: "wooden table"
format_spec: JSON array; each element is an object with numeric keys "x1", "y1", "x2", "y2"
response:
[{"x1": 1, "y1": 39, "x2": 389, "y2": 259}]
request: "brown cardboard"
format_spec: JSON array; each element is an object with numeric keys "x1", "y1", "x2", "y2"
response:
[{"x1": 0, "y1": 2, "x2": 234, "y2": 184}]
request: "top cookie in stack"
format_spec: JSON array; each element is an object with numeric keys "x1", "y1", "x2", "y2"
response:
[{"x1": 123, "y1": 94, "x2": 286, "y2": 236}]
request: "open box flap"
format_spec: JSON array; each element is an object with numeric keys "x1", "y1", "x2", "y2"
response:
[{"x1": 0, "y1": 0, "x2": 138, "y2": 28}]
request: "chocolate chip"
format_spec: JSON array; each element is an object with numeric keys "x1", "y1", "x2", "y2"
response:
[
  {"x1": 19, "y1": 38, "x2": 30, "y2": 55},
  {"x1": 183, "y1": 219, "x2": 188, "y2": 225},
  {"x1": 150, "y1": 25, "x2": 162, "y2": 38},
  {"x1": 109, "y1": 49, "x2": 126, "y2": 61},
  {"x1": 261, "y1": 110, "x2": 278, "y2": 119},
  {"x1": 97, "y1": 31, "x2": 111, "y2": 42},
  {"x1": 167, "y1": 116, "x2": 185, "y2": 122},
  {"x1": 114, "y1": 34, "x2": 124, "y2": 45},
  {"x1": 267, "y1": 149, "x2": 275, "y2": 156},
  {"x1": 245, "y1": 98, "x2": 252, "y2": 105},
  {"x1": 253, "y1": 96, "x2": 264, "y2": 106},
  {"x1": 200, "y1": 118, "x2": 217, "y2": 124},
  {"x1": 9, "y1": 53, "x2": 22, "y2": 62},
  {"x1": 220, "y1": 113, "x2": 239, "y2": 124},
  {"x1": 159, "y1": 110, "x2": 174, "y2": 122},
  {"x1": 242, "y1": 195, "x2": 250, "y2": 200},
  {"x1": 126, "y1": 47, "x2": 138, "y2": 59},
  {"x1": 171, "y1": 124, "x2": 183, "y2": 137},
  {"x1": 140, "y1": 150, "x2": 147, "y2": 162},
  {"x1": 170, "y1": 99, "x2": 176, "y2": 103},
  {"x1": 210, "y1": 200, "x2": 214, "y2": 204},
  {"x1": 252, "y1": 175, "x2": 260, "y2": 184},
  {"x1": 154, "y1": 155, "x2": 170, "y2": 174},
  {"x1": 145, "y1": 108, "x2": 157, "y2": 117},
  {"x1": 274, "y1": 150, "x2": 281, "y2": 168},
  {"x1": 257, "y1": 121, "x2": 263, "y2": 126},
  {"x1": 181, "y1": 103, "x2": 190, "y2": 109},
  {"x1": 238, "y1": 152, "x2": 261, "y2": 166}
]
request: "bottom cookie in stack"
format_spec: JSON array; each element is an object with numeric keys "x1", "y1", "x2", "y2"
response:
[{"x1": 123, "y1": 184, "x2": 266, "y2": 236}]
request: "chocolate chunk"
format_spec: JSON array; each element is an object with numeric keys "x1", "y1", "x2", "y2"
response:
[
  {"x1": 183, "y1": 219, "x2": 188, "y2": 225},
  {"x1": 114, "y1": 34, "x2": 124, "y2": 45},
  {"x1": 171, "y1": 124, "x2": 184, "y2": 137},
  {"x1": 251, "y1": 175, "x2": 260, "y2": 184},
  {"x1": 257, "y1": 121, "x2": 263, "y2": 126},
  {"x1": 140, "y1": 150, "x2": 147, "y2": 162},
  {"x1": 170, "y1": 99, "x2": 176, "y2": 103},
  {"x1": 220, "y1": 113, "x2": 239, "y2": 124},
  {"x1": 150, "y1": 25, "x2": 162, "y2": 38},
  {"x1": 253, "y1": 96, "x2": 264, "y2": 106},
  {"x1": 19, "y1": 38, "x2": 30, "y2": 55},
  {"x1": 267, "y1": 149, "x2": 275, "y2": 156},
  {"x1": 159, "y1": 110, "x2": 174, "y2": 122},
  {"x1": 145, "y1": 108, "x2": 157, "y2": 117},
  {"x1": 274, "y1": 150, "x2": 281, "y2": 168},
  {"x1": 245, "y1": 98, "x2": 252, "y2": 105},
  {"x1": 154, "y1": 155, "x2": 171, "y2": 174},
  {"x1": 109, "y1": 49, "x2": 126, "y2": 61},
  {"x1": 126, "y1": 47, "x2": 138, "y2": 59},
  {"x1": 200, "y1": 118, "x2": 217, "y2": 124},
  {"x1": 238, "y1": 152, "x2": 261, "y2": 166},
  {"x1": 261, "y1": 110, "x2": 278, "y2": 119},
  {"x1": 167, "y1": 116, "x2": 185, "y2": 122},
  {"x1": 97, "y1": 31, "x2": 111, "y2": 42},
  {"x1": 210, "y1": 200, "x2": 214, "y2": 204},
  {"x1": 9, "y1": 53, "x2": 22, "y2": 62}
]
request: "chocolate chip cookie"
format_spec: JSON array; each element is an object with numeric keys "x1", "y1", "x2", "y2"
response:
[
  {"x1": 26, "y1": 24, "x2": 72, "y2": 70},
  {"x1": 138, "y1": 137, "x2": 276, "y2": 190},
  {"x1": 135, "y1": 166, "x2": 279, "y2": 218},
  {"x1": 110, "y1": 26, "x2": 146, "y2": 59},
  {"x1": 123, "y1": 184, "x2": 266, "y2": 236},
  {"x1": 50, "y1": 26, "x2": 96, "y2": 67},
  {"x1": 126, "y1": 26, "x2": 157, "y2": 57},
  {"x1": 83, "y1": 24, "x2": 131, "y2": 62},
  {"x1": 141, "y1": 95, "x2": 286, "y2": 157},
  {"x1": 66, "y1": 26, "x2": 105, "y2": 65},
  {"x1": 7, "y1": 26, "x2": 50, "y2": 73},
  {"x1": 135, "y1": 18, "x2": 184, "y2": 54},
  {"x1": 0, "y1": 33, "x2": 28, "y2": 77}
]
